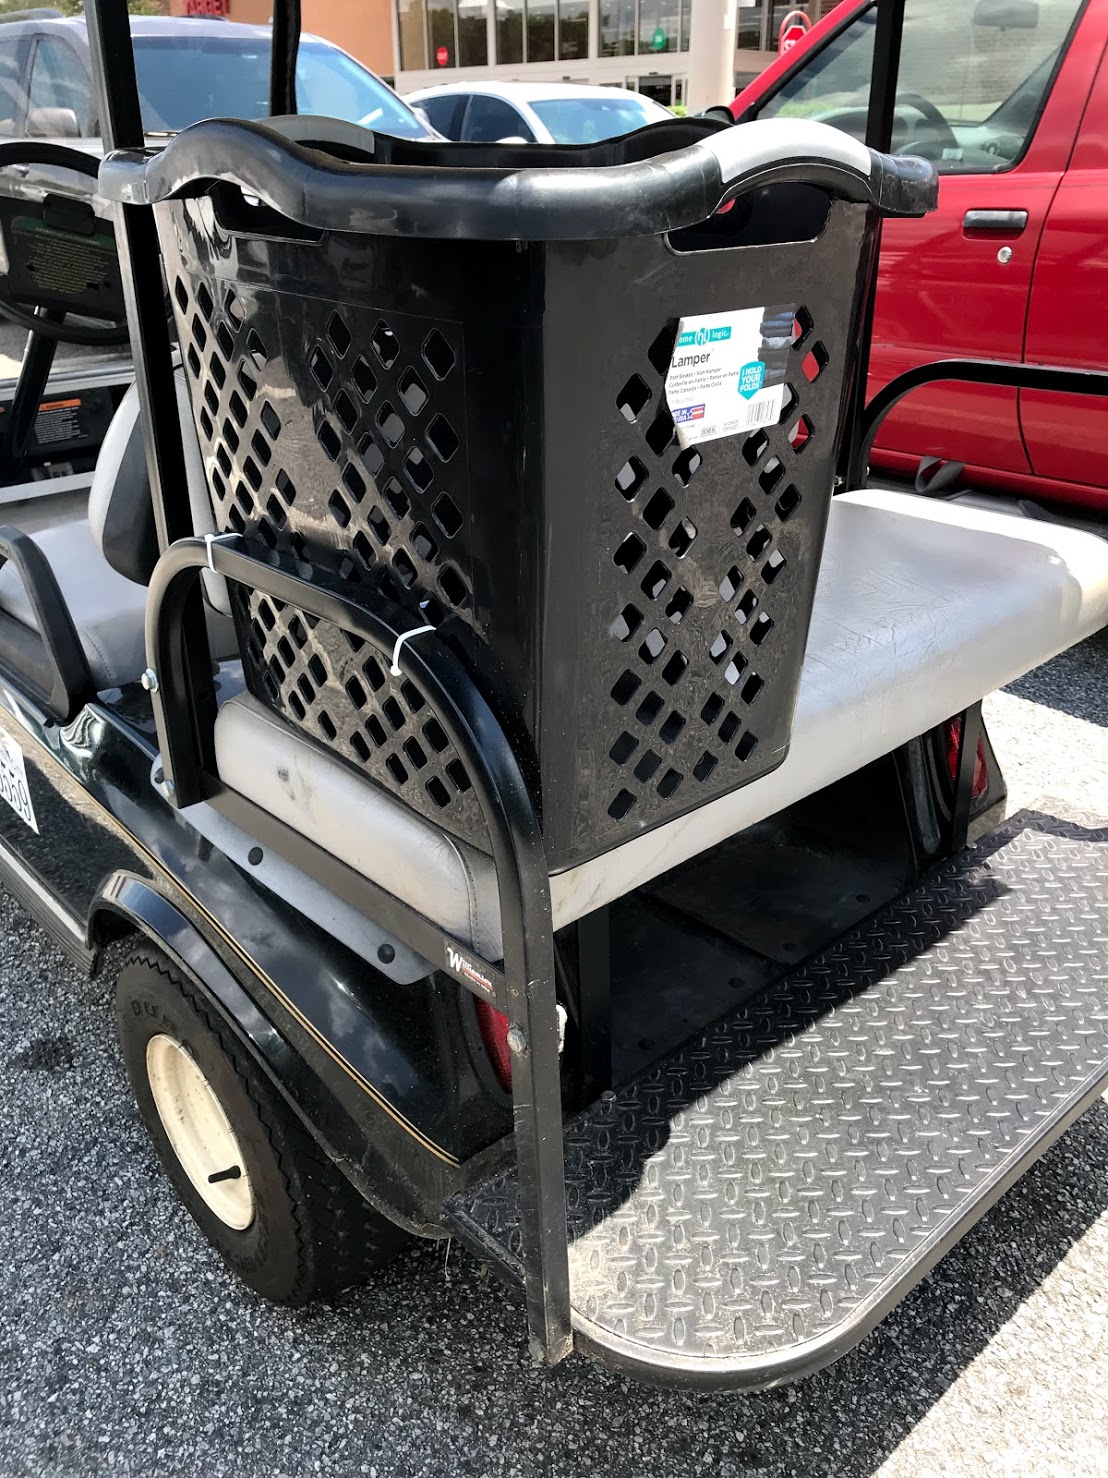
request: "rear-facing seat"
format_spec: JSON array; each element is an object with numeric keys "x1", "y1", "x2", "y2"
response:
[
  {"x1": 0, "y1": 374, "x2": 233, "y2": 694},
  {"x1": 213, "y1": 487, "x2": 1108, "y2": 957}
]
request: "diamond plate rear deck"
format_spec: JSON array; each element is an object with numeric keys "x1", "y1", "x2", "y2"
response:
[{"x1": 447, "y1": 812, "x2": 1108, "y2": 1390}]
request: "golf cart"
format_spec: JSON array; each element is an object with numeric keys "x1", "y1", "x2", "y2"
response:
[{"x1": 0, "y1": 0, "x2": 1106, "y2": 1391}]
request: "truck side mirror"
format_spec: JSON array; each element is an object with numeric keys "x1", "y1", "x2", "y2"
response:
[{"x1": 698, "y1": 106, "x2": 737, "y2": 126}]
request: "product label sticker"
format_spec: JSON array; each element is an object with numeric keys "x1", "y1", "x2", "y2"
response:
[
  {"x1": 664, "y1": 304, "x2": 796, "y2": 448},
  {"x1": 0, "y1": 725, "x2": 38, "y2": 833}
]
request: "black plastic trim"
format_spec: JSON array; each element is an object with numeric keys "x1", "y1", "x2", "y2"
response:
[
  {"x1": 92, "y1": 871, "x2": 437, "y2": 1236},
  {"x1": 0, "y1": 524, "x2": 93, "y2": 722},
  {"x1": 99, "y1": 117, "x2": 936, "y2": 242}
]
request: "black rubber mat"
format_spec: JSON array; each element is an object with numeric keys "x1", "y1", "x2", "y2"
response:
[{"x1": 447, "y1": 812, "x2": 1108, "y2": 1389}]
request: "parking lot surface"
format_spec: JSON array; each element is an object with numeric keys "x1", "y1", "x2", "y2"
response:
[{"x1": 0, "y1": 618, "x2": 1106, "y2": 1476}]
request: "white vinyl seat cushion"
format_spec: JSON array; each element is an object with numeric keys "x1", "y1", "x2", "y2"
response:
[
  {"x1": 214, "y1": 692, "x2": 504, "y2": 959},
  {"x1": 213, "y1": 489, "x2": 1108, "y2": 959}
]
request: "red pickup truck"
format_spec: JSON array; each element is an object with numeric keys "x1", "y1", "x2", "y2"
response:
[{"x1": 732, "y1": 0, "x2": 1108, "y2": 511}]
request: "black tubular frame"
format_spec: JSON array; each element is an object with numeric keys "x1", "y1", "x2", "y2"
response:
[
  {"x1": 946, "y1": 701, "x2": 984, "y2": 858},
  {"x1": 865, "y1": 0, "x2": 906, "y2": 155},
  {"x1": 858, "y1": 358, "x2": 1108, "y2": 478},
  {"x1": 269, "y1": 0, "x2": 300, "y2": 116},
  {"x1": 146, "y1": 535, "x2": 572, "y2": 1366},
  {"x1": 0, "y1": 311, "x2": 61, "y2": 464},
  {"x1": 841, "y1": 0, "x2": 907, "y2": 491},
  {"x1": 85, "y1": 0, "x2": 218, "y2": 779}
]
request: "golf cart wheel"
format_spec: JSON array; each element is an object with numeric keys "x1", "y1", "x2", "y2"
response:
[{"x1": 114, "y1": 946, "x2": 406, "y2": 1305}]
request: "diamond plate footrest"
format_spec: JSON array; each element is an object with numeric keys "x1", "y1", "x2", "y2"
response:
[{"x1": 446, "y1": 811, "x2": 1108, "y2": 1390}]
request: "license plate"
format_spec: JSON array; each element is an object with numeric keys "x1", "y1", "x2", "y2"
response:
[{"x1": 0, "y1": 726, "x2": 38, "y2": 833}]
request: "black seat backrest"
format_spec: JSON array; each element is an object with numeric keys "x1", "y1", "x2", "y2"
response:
[{"x1": 88, "y1": 374, "x2": 221, "y2": 600}]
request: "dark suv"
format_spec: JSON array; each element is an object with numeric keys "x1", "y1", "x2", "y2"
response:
[{"x1": 0, "y1": 12, "x2": 430, "y2": 151}]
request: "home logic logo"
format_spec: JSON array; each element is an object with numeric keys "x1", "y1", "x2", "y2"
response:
[
  {"x1": 444, "y1": 943, "x2": 495, "y2": 997},
  {"x1": 672, "y1": 323, "x2": 732, "y2": 370},
  {"x1": 738, "y1": 361, "x2": 767, "y2": 400},
  {"x1": 677, "y1": 325, "x2": 732, "y2": 349}
]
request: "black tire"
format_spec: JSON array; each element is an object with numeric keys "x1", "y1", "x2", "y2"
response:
[{"x1": 114, "y1": 945, "x2": 406, "y2": 1305}]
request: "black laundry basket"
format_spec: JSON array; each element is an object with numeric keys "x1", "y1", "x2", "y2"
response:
[{"x1": 104, "y1": 117, "x2": 935, "y2": 872}]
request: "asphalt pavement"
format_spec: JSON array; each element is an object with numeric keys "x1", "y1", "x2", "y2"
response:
[{"x1": 1, "y1": 627, "x2": 1107, "y2": 1476}]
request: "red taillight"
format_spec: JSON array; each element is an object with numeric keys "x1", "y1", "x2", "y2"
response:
[
  {"x1": 945, "y1": 717, "x2": 988, "y2": 800},
  {"x1": 475, "y1": 1000, "x2": 512, "y2": 1090}
]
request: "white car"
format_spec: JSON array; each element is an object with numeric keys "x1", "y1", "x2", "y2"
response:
[{"x1": 403, "y1": 81, "x2": 673, "y2": 145}]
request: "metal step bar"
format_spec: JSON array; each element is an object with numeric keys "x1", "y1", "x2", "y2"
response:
[{"x1": 447, "y1": 810, "x2": 1108, "y2": 1389}]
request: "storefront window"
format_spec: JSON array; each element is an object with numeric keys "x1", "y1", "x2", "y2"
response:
[
  {"x1": 398, "y1": 0, "x2": 489, "y2": 69},
  {"x1": 527, "y1": 0, "x2": 556, "y2": 62},
  {"x1": 600, "y1": 0, "x2": 636, "y2": 57},
  {"x1": 638, "y1": 0, "x2": 678, "y2": 55},
  {"x1": 496, "y1": 0, "x2": 524, "y2": 62},
  {"x1": 636, "y1": 74, "x2": 673, "y2": 106},
  {"x1": 737, "y1": 0, "x2": 766, "y2": 50},
  {"x1": 603, "y1": 0, "x2": 696, "y2": 59},
  {"x1": 558, "y1": 0, "x2": 589, "y2": 61},
  {"x1": 429, "y1": 0, "x2": 456, "y2": 67},
  {"x1": 397, "y1": 0, "x2": 429, "y2": 69},
  {"x1": 458, "y1": 0, "x2": 489, "y2": 65}
]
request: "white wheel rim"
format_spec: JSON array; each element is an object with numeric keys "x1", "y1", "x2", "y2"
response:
[{"x1": 146, "y1": 1033, "x2": 256, "y2": 1231}]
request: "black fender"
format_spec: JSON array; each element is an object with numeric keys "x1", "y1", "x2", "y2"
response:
[{"x1": 90, "y1": 870, "x2": 443, "y2": 1238}]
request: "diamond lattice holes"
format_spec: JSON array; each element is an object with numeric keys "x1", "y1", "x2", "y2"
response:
[
  {"x1": 599, "y1": 307, "x2": 830, "y2": 828},
  {"x1": 172, "y1": 273, "x2": 487, "y2": 841}
]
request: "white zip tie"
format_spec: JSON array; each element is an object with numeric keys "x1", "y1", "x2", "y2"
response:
[
  {"x1": 204, "y1": 532, "x2": 234, "y2": 571},
  {"x1": 390, "y1": 623, "x2": 435, "y2": 676}
]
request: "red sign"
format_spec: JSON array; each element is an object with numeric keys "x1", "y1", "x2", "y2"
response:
[
  {"x1": 778, "y1": 9, "x2": 811, "y2": 54},
  {"x1": 185, "y1": 0, "x2": 229, "y2": 14},
  {"x1": 436, "y1": 44, "x2": 449, "y2": 66}
]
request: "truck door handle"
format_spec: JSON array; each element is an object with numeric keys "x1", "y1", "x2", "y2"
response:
[{"x1": 963, "y1": 209, "x2": 1028, "y2": 232}]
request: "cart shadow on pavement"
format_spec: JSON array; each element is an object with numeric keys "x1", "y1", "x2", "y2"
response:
[{"x1": 1004, "y1": 623, "x2": 1108, "y2": 727}]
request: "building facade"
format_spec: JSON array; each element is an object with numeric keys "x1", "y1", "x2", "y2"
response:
[
  {"x1": 392, "y1": 0, "x2": 834, "y2": 106},
  {"x1": 170, "y1": 0, "x2": 396, "y2": 81},
  {"x1": 171, "y1": 0, "x2": 837, "y2": 104}
]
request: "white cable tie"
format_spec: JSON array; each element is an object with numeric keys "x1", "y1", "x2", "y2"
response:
[
  {"x1": 204, "y1": 532, "x2": 234, "y2": 572},
  {"x1": 390, "y1": 623, "x2": 436, "y2": 677}
]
